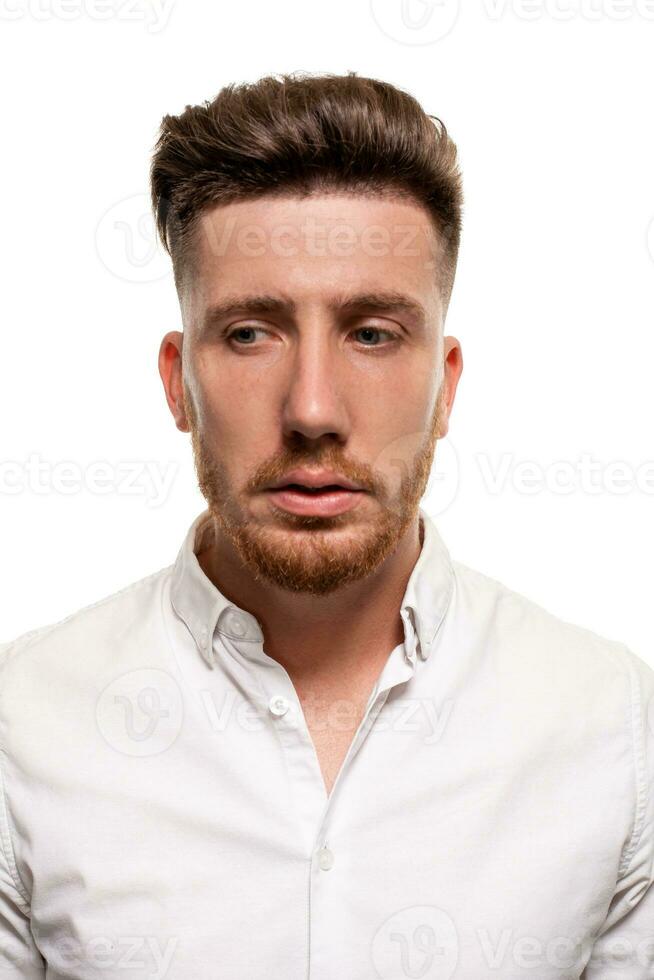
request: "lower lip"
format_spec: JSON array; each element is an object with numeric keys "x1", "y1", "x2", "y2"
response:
[{"x1": 265, "y1": 487, "x2": 366, "y2": 517}]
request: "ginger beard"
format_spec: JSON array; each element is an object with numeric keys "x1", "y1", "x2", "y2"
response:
[{"x1": 183, "y1": 382, "x2": 447, "y2": 597}]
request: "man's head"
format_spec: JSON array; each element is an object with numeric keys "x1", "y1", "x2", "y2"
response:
[{"x1": 154, "y1": 72, "x2": 464, "y2": 596}]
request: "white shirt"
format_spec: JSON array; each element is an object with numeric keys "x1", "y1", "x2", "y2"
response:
[{"x1": 0, "y1": 506, "x2": 652, "y2": 979}]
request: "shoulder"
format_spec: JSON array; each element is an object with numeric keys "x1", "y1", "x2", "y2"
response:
[
  {"x1": 448, "y1": 559, "x2": 654, "y2": 886},
  {"x1": 449, "y1": 557, "x2": 654, "y2": 700},
  {"x1": 0, "y1": 564, "x2": 174, "y2": 703}
]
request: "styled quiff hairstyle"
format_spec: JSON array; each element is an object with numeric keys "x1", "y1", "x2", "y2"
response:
[{"x1": 150, "y1": 71, "x2": 463, "y2": 307}]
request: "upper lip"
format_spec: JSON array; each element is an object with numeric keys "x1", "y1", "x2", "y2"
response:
[{"x1": 266, "y1": 469, "x2": 364, "y2": 491}]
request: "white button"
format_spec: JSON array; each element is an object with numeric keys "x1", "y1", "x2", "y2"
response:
[
  {"x1": 269, "y1": 695, "x2": 290, "y2": 717},
  {"x1": 318, "y1": 847, "x2": 334, "y2": 871},
  {"x1": 229, "y1": 616, "x2": 246, "y2": 636}
]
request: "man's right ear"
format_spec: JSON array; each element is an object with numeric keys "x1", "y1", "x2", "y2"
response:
[{"x1": 158, "y1": 331, "x2": 189, "y2": 432}]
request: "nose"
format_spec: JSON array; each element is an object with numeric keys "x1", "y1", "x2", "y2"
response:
[{"x1": 281, "y1": 328, "x2": 350, "y2": 444}]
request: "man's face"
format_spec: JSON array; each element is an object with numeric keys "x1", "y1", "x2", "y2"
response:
[{"x1": 167, "y1": 192, "x2": 460, "y2": 596}]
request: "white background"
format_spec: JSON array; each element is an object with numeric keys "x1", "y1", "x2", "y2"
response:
[{"x1": 1, "y1": 0, "x2": 652, "y2": 667}]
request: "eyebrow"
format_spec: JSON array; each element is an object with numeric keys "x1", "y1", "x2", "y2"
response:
[{"x1": 200, "y1": 290, "x2": 427, "y2": 334}]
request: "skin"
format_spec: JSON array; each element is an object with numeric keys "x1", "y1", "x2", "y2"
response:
[{"x1": 159, "y1": 191, "x2": 463, "y2": 792}]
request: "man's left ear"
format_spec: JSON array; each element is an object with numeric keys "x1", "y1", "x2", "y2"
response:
[{"x1": 438, "y1": 337, "x2": 464, "y2": 438}]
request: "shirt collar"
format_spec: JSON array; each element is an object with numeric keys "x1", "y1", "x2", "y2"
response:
[{"x1": 170, "y1": 504, "x2": 454, "y2": 670}]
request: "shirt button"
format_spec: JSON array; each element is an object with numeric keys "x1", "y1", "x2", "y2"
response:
[
  {"x1": 229, "y1": 616, "x2": 246, "y2": 636},
  {"x1": 318, "y1": 847, "x2": 334, "y2": 871},
  {"x1": 269, "y1": 695, "x2": 290, "y2": 717}
]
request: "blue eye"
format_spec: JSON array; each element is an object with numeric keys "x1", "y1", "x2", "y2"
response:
[
  {"x1": 226, "y1": 327, "x2": 265, "y2": 345},
  {"x1": 225, "y1": 325, "x2": 399, "y2": 349},
  {"x1": 354, "y1": 326, "x2": 397, "y2": 346}
]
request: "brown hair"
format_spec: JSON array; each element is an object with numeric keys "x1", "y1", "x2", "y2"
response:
[{"x1": 150, "y1": 71, "x2": 463, "y2": 306}]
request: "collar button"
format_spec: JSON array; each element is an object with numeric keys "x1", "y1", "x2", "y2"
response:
[
  {"x1": 229, "y1": 615, "x2": 246, "y2": 636},
  {"x1": 269, "y1": 695, "x2": 290, "y2": 717}
]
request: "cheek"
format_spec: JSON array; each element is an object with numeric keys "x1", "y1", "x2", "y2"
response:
[
  {"x1": 363, "y1": 388, "x2": 438, "y2": 484},
  {"x1": 369, "y1": 378, "x2": 435, "y2": 435},
  {"x1": 196, "y1": 386, "x2": 277, "y2": 462},
  {"x1": 193, "y1": 355, "x2": 261, "y2": 429}
]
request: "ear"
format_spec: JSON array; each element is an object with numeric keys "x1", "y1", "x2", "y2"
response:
[
  {"x1": 158, "y1": 331, "x2": 189, "y2": 432},
  {"x1": 436, "y1": 337, "x2": 463, "y2": 438}
]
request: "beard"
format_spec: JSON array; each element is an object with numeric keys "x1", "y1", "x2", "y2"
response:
[{"x1": 183, "y1": 383, "x2": 446, "y2": 597}]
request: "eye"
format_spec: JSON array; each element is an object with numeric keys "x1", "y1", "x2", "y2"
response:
[
  {"x1": 225, "y1": 326, "x2": 270, "y2": 346},
  {"x1": 224, "y1": 324, "x2": 400, "y2": 349},
  {"x1": 351, "y1": 325, "x2": 399, "y2": 348}
]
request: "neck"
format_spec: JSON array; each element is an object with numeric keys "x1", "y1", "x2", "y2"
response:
[{"x1": 198, "y1": 514, "x2": 424, "y2": 682}]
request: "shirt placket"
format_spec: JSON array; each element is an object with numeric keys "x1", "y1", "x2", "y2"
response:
[
  {"x1": 216, "y1": 607, "x2": 420, "y2": 980},
  {"x1": 305, "y1": 612, "x2": 420, "y2": 980}
]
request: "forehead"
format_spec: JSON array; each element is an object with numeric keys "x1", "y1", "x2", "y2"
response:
[{"x1": 188, "y1": 192, "x2": 443, "y2": 315}]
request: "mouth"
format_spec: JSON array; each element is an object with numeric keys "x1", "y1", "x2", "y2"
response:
[
  {"x1": 264, "y1": 483, "x2": 366, "y2": 517},
  {"x1": 270, "y1": 483, "x2": 360, "y2": 494}
]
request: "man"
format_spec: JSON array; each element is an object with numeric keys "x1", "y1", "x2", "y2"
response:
[{"x1": 0, "y1": 72, "x2": 651, "y2": 979}]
